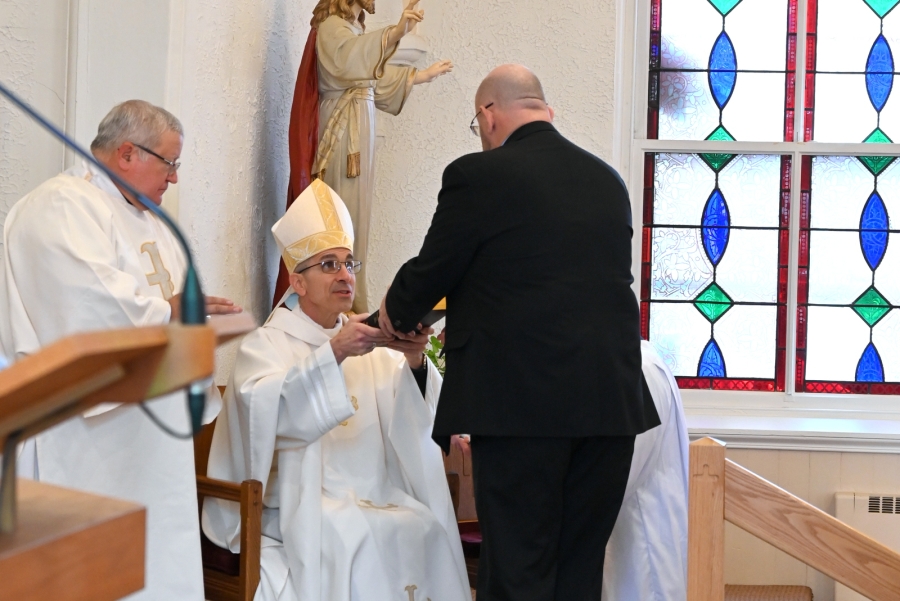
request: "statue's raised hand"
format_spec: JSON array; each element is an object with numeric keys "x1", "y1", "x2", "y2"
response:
[
  {"x1": 389, "y1": 0, "x2": 424, "y2": 45},
  {"x1": 414, "y1": 60, "x2": 454, "y2": 85}
]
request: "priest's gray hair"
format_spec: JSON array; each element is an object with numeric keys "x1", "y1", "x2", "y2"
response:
[{"x1": 90, "y1": 100, "x2": 183, "y2": 154}]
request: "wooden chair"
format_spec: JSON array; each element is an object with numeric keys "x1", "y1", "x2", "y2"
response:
[{"x1": 194, "y1": 410, "x2": 263, "y2": 601}]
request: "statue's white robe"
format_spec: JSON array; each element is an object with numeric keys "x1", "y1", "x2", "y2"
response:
[
  {"x1": 202, "y1": 304, "x2": 469, "y2": 601},
  {"x1": 602, "y1": 341, "x2": 690, "y2": 601},
  {"x1": 0, "y1": 161, "x2": 209, "y2": 601}
]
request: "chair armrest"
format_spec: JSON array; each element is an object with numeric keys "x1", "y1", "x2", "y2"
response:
[{"x1": 197, "y1": 475, "x2": 243, "y2": 503}]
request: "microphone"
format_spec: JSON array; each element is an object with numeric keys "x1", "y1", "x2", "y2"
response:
[{"x1": 0, "y1": 80, "x2": 207, "y2": 436}]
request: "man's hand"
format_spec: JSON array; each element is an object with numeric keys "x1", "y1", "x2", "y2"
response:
[
  {"x1": 451, "y1": 434, "x2": 471, "y2": 457},
  {"x1": 387, "y1": 0, "x2": 423, "y2": 46},
  {"x1": 414, "y1": 60, "x2": 453, "y2": 85},
  {"x1": 168, "y1": 293, "x2": 242, "y2": 321},
  {"x1": 330, "y1": 313, "x2": 393, "y2": 364},
  {"x1": 386, "y1": 326, "x2": 433, "y2": 369},
  {"x1": 377, "y1": 294, "x2": 419, "y2": 340}
]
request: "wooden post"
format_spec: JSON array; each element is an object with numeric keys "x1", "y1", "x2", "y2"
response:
[{"x1": 688, "y1": 437, "x2": 726, "y2": 601}]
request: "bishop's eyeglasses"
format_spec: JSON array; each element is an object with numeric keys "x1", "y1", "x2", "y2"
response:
[
  {"x1": 133, "y1": 143, "x2": 181, "y2": 174},
  {"x1": 295, "y1": 260, "x2": 362, "y2": 275}
]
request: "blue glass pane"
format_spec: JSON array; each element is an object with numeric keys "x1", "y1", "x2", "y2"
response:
[
  {"x1": 817, "y1": 0, "x2": 881, "y2": 72},
  {"x1": 702, "y1": 189, "x2": 730, "y2": 265},
  {"x1": 856, "y1": 342, "x2": 886, "y2": 381},
  {"x1": 873, "y1": 310, "x2": 900, "y2": 380},
  {"x1": 860, "y1": 192, "x2": 890, "y2": 269},
  {"x1": 866, "y1": 34, "x2": 895, "y2": 112},
  {"x1": 698, "y1": 339, "x2": 727, "y2": 377},
  {"x1": 809, "y1": 156, "x2": 873, "y2": 229},
  {"x1": 653, "y1": 154, "x2": 717, "y2": 225},
  {"x1": 648, "y1": 302, "x2": 711, "y2": 376},
  {"x1": 709, "y1": 32, "x2": 738, "y2": 109}
]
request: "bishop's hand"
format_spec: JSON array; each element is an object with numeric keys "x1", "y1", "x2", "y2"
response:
[{"x1": 331, "y1": 313, "x2": 393, "y2": 364}]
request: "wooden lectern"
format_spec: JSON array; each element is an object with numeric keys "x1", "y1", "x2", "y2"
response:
[{"x1": 0, "y1": 314, "x2": 253, "y2": 601}]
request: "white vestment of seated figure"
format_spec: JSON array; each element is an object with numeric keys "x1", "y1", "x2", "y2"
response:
[
  {"x1": 602, "y1": 340, "x2": 690, "y2": 601},
  {"x1": 202, "y1": 301, "x2": 470, "y2": 601}
]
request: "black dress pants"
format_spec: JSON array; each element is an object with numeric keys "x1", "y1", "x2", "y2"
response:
[{"x1": 471, "y1": 435, "x2": 636, "y2": 601}]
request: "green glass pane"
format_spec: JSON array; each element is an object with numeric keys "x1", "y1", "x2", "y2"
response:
[
  {"x1": 853, "y1": 286, "x2": 892, "y2": 326},
  {"x1": 707, "y1": 0, "x2": 743, "y2": 17},
  {"x1": 700, "y1": 127, "x2": 737, "y2": 172},
  {"x1": 864, "y1": 0, "x2": 900, "y2": 18},
  {"x1": 694, "y1": 282, "x2": 734, "y2": 323},
  {"x1": 858, "y1": 155, "x2": 897, "y2": 176},
  {"x1": 864, "y1": 128, "x2": 893, "y2": 144}
]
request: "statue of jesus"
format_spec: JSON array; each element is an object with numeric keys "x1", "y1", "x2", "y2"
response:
[{"x1": 277, "y1": 0, "x2": 452, "y2": 312}]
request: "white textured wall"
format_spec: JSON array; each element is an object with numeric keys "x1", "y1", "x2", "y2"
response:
[{"x1": 0, "y1": 0, "x2": 69, "y2": 253}]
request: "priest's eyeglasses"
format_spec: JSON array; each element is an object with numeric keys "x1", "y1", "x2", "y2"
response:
[
  {"x1": 469, "y1": 102, "x2": 494, "y2": 136},
  {"x1": 133, "y1": 143, "x2": 181, "y2": 173},
  {"x1": 295, "y1": 260, "x2": 362, "y2": 275}
]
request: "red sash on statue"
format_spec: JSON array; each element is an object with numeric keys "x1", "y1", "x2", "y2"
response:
[{"x1": 273, "y1": 28, "x2": 319, "y2": 307}]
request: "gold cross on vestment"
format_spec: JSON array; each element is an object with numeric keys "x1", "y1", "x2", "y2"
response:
[{"x1": 141, "y1": 242, "x2": 175, "y2": 300}]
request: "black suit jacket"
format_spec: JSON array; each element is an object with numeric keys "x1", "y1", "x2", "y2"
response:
[{"x1": 386, "y1": 121, "x2": 659, "y2": 437}]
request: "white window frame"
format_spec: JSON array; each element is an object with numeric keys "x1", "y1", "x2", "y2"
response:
[{"x1": 614, "y1": 0, "x2": 900, "y2": 451}]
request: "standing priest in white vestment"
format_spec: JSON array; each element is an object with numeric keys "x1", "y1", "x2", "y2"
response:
[
  {"x1": 602, "y1": 340, "x2": 689, "y2": 601},
  {"x1": 0, "y1": 100, "x2": 241, "y2": 600},
  {"x1": 202, "y1": 179, "x2": 470, "y2": 601}
]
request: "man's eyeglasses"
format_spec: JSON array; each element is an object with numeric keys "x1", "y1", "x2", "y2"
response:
[
  {"x1": 295, "y1": 260, "x2": 362, "y2": 275},
  {"x1": 469, "y1": 102, "x2": 494, "y2": 136},
  {"x1": 133, "y1": 143, "x2": 181, "y2": 174}
]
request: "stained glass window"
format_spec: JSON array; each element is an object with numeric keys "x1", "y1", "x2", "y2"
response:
[
  {"x1": 648, "y1": 0, "x2": 796, "y2": 141},
  {"x1": 643, "y1": 0, "x2": 900, "y2": 396},
  {"x1": 811, "y1": 0, "x2": 900, "y2": 143},
  {"x1": 641, "y1": 153, "x2": 790, "y2": 390},
  {"x1": 796, "y1": 155, "x2": 900, "y2": 394}
]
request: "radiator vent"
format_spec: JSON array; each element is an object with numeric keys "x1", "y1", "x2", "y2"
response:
[{"x1": 868, "y1": 495, "x2": 899, "y2": 514}]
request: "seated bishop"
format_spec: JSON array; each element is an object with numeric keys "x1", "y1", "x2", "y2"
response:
[
  {"x1": 602, "y1": 340, "x2": 690, "y2": 601},
  {"x1": 202, "y1": 179, "x2": 470, "y2": 601}
]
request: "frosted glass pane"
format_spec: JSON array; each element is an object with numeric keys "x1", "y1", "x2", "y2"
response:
[
  {"x1": 873, "y1": 237, "x2": 900, "y2": 305},
  {"x1": 651, "y1": 228, "x2": 714, "y2": 300},
  {"x1": 658, "y1": 71, "x2": 719, "y2": 140},
  {"x1": 876, "y1": 93, "x2": 900, "y2": 155},
  {"x1": 805, "y1": 306, "x2": 871, "y2": 381},
  {"x1": 715, "y1": 305, "x2": 777, "y2": 378},
  {"x1": 720, "y1": 73, "x2": 787, "y2": 141},
  {"x1": 660, "y1": 0, "x2": 721, "y2": 70},
  {"x1": 726, "y1": 0, "x2": 788, "y2": 71},
  {"x1": 875, "y1": 159, "x2": 900, "y2": 228},
  {"x1": 807, "y1": 231, "x2": 873, "y2": 304},
  {"x1": 716, "y1": 230, "x2": 779, "y2": 302},
  {"x1": 816, "y1": 0, "x2": 880, "y2": 71},
  {"x1": 810, "y1": 156, "x2": 874, "y2": 229},
  {"x1": 718, "y1": 155, "x2": 782, "y2": 227},
  {"x1": 814, "y1": 75, "x2": 880, "y2": 142},
  {"x1": 648, "y1": 301, "x2": 711, "y2": 377},
  {"x1": 653, "y1": 154, "x2": 716, "y2": 225},
  {"x1": 873, "y1": 310, "x2": 900, "y2": 381}
]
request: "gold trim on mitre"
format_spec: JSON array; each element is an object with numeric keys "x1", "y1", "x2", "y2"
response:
[
  {"x1": 311, "y1": 179, "x2": 343, "y2": 232},
  {"x1": 282, "y1": 230, "x2": 353, "y2": 273}
]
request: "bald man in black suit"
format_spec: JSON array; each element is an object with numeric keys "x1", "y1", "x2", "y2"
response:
[{"x1": 378, "y1": 64, "x2": 660, "y2": 601}]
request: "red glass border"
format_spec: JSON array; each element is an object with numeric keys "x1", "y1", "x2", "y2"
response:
[
  {"x1": 784, "y1": 0, "x2": 798, "y2": 141},
  {"x1": 640, "y1": 154, "x2": 656, "y2": 340},
  {"x1": 794, "y1": 156, "x2": 813, "y2": 392},
  {"x1": 677, "y1": 377, "x2": 777, "y2": 391},
  {"x1": 804, "y1": 0, "x2": 818, "y2": 141},
  {"x1": 804, "y1": 381, "x2": 900, "y2": 395},
  {"x1": 647, "y1": 0, "x2": 662, "y2": 139}
]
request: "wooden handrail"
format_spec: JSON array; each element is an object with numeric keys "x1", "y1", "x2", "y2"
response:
[
  {"x1": 724, "y1": 458, "x2": 900, "y2": 600},
  {"x1": 688, "y1": 437, "x2": 900, "y2": 601}
]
